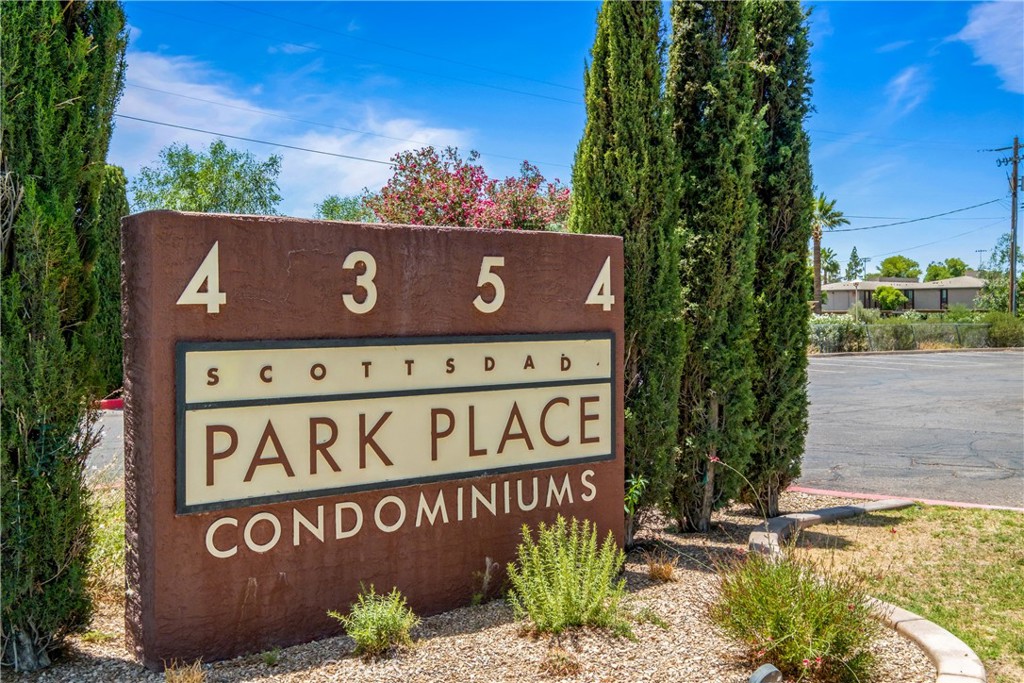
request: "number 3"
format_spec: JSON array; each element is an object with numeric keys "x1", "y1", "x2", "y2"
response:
[
  {"x1": 473, "y1": 256, "x2": 505, "y2": 313},
  {"x1": 342, "y1": 250, "x2": 378, "y2": 314}
]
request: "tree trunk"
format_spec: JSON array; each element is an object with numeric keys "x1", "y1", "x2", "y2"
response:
[
  {"x1": 812, "y1": 231, "x2": 822, "y2": 314},
  {"x1": 698, "y1": 399, "x2": 720, "y2": 533}
]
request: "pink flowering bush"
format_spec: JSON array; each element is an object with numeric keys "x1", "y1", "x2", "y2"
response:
[{"x1": 364, "y1": 147, "x2": 570, "y2": 231}]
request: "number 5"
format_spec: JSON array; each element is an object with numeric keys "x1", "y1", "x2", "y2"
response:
[{"x1": 473, "y1": 256, "x2": 505, "y2": 313}]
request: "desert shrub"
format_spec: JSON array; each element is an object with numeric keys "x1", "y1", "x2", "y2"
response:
[
  {"x1": 809, "y1": 316, "x2": 867, "y2": 353},
  {"x1": 328, "y1": 585, "x2": 419, "y2": 658},
  {"x1": 898, "y1": 310, "x2": 925, "y2": 321},
  {"x1": 539, "y1": 646, "x2": 582, "y2": 677},
  {"x1": 942, "y1": 304, "x2": 977, "y2": 323},
  {"x1": 848, "y1": 301, "x2": 881, "y2": 323},
  {"x1": 164, "y1": 659, "x2": 206, "y2": 683},
  {"x1": 984, "y1": 312, "x2": 1024, "y2": 347},
  {"x1": 866, "y1": 320, "x2": 916, "y2": 351},
  {"x1": 506, "y1": 516, "x2": 629, "y2": 636},
  {"x1": 712, "y1": 551, "x2": 879, "y2": 683},
  {"x1": 642, "y1": 550, "x2": 678, "y2": 583}
]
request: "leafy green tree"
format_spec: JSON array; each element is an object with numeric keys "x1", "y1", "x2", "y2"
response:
[
  {"x1": 879, "y1": 254, "x2": 921, "y2": 280},
  {"x1": 975, "y1": 234, "x2": 1024, "y2": 313},
  {"x1": 570, "y1": 0, "x2": 684, "y2": 545},
  {"x1": 668, "y1": 0, "x2": 759, "y2": 532},
  {"x1": 810, "y1": 192, "x2": 849, "y2": 312},
  {"x1": 314, "y1": 194, "x2": 375, "y2": 222},
  {"x1": 844, "y1": 246, "x2": 866, "y2": 280},
  {"x1": 131, "y1": 139, "x2": 282, "y2": 214},
  {"x1": 1, "y1": 1, "x2": 127, "y2": 670},
  {"x1": 874, "y1": 285, "x2": 909, "y2": 310},
  {"x1": 821, "y1": 247, "x2": 840, "y2": 284},
  {"x1": 924, "y1": 256, "x2": 969, "y2": 281},
  {"x1": 84, "y1": 165, "x2": 130, "y2": 395},
  {"x1": 746, "y1": 0, "x2": 814, "y2": 518}
]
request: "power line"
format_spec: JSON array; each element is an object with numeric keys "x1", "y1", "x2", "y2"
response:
[
  {"x1": 123, "y1": 82, "x2": 571, "y2": 170},
  {"x1": 145, "y1": 6, "x2": 583, "y2": 107},
  {"x1": 866, "y1": 218, "x2": 1006, "y2": 260},
  {"x1": 831, "y1": 199, "x2": 1003, "y2": 233},
  {"x1": 845, "y1": 215, "x2": 1004, "y2": 220},
  {"x1": 114, "y1": 114, "x2": 394, "y2": 166},
  {"x1": 225, "y1": 2, "x2": 582, "y2": 94}
]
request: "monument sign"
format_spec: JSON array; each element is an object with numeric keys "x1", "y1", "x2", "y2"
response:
[{"x1": 122, "y1": 211, "x2": 623, "y2": 668}]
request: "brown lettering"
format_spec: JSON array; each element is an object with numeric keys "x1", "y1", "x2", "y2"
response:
[
  {"x1": 498, "y1": 401, "x2": 534, "y2": 454},
  {"x1": 540, "y1": 397, "x2": 570, "y2": 447},
  {"x1": 206, "y1": 367, "x2": 219, "y2": 386},
  {"x1": 310, "y1": 363, "x2": 327, "y2": 381},
  {"x1": 523, "y1": 355, "x2": 535, "y2": 370},
  {"x1": 580, "y1": 396, "x2": 600, "y2": 444},
  {"x1": 484, "y1": 356, "x2": 495, "y2": 371},
  {"x1": 431, "y1": 408, "x2": 455, "y2": 461},
  {"x1": 445, "y1": 357, "x2": 455, "y2": 374},
  {"x1": 468, "y1": 405, "x2": 487, "y2": 457},
  {"x1": 309, "y1": 417, "x2": 341, "y2": 475},
  {"x1": 560, "y1": 354, "x2": 571, "y2": 371},
  {"x1": 362, "y1": 361, "x2": 372, "y2": 378},
  {"x1": 244, "y1": 421, "x2": 295, "y2": 482},
  {"x1": 260, "y1": 365, "x2": 273, "y2": 383},
  {"x1": 359, "y1": 412, "x2": 393, "y2": 468},
  {"x1": 405, "y1": 359, "x2": 414, "y2": 376},
  {"x1": 206, "y1": 425, "x2": 237, "y2": 486}
]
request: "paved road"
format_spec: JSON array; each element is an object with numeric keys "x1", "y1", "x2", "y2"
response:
[
  {"x1": 90, "y1": 350, "x2": 1024, "y2": 507},
  {"x1": 802, "y1": 350, "x2": 1024, "y2": 508}
]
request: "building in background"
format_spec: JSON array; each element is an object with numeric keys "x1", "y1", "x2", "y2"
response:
[{"x1": 821, "y1": 275, "x2": 987, "y2": 312}]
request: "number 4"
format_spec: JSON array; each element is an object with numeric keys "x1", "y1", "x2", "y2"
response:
[
  {"x1": 177, "y1": 242, "x2": 226, "y2": 314},
  {"x1": 585, "y1": 256, "x2": 615, "y2": 311}
]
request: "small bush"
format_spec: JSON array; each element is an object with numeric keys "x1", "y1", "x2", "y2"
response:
[
  {"x1": 328, "y1": 585, "x2": 419, "y2": 658},
  {"x1": 642, "y1": 550, "x2": 677, "y2": 583},
  {"x1": 87, "y1": 485, "x2": 126, "y2": 602},
  {"x1": 539, "y1": 646, "x2": 582, "y2": 677},
  {"x1": 711, "y1": 551, "x2": 879, "y2": 683},
  {"x1": 985, "y1": 312, "x2": 1024, "y2": 347},
  {"x1": 942, "y1": 304, "x2": 977, "y2": 323},
  {"x1": 164, "y1": 659, "x2": 205, "y2": 683},
  {"x1": 506, "y1": 516, "x2": 630, "y2": 636}
]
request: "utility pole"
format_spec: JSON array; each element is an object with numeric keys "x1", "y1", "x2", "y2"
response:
[
  {"x1": 975, "y1": 249, "x2": 987, "y2": 271},
  {"x1": 1011, "y1": 136, "x2": 1019, "y2": 316},
  {"x1": 991, "y1": 136, "x2": 1021, "y2": 315}
]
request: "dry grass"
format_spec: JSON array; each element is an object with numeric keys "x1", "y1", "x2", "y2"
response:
[
  {"x1": 795, "y1": 505, "x2": 1024, "y2": 683},
  {"x1": 642, "y1": 549, "x2": 678, "y2": 583},
  {"x1": 539, "y1": 646, "x2": 582, "y2": 677},
  {"x1": 914, "y1": 340, "x2": 955, "y2": 350},
  {"x1": 163, "y1": 659, "x2": 206, "y2": 683},
  {"x1": 87, "y1": 483, "x2": 126, "y2": 605}
]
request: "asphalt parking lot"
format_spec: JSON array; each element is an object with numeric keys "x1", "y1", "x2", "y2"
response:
[{"x1": 802, "y1": 350, "x2": 1024, "y2": 508}]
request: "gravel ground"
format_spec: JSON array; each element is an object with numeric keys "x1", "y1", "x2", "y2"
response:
[{"x1": 8, "y1": 492, "x2": 936, "y2": 683}]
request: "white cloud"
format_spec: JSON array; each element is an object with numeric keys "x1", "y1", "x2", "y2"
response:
[
  {"x1": 876, "y1": 40, "x2": 912, "y2": 54},
  {"x1": 954, "y1": 2, "x2": 1024, "y2": 94},
  {"x1": 108, "y1": 50, "x2": 472, "y2": 218},
  {"x1": 885, "y1": 66, "x2": 929, "y2": 116},
  {"x1": 267, "y1": 43, "x2": 318, "y2": 55}
]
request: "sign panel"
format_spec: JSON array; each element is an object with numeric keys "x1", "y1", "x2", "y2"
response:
[{"x1": 122, "y1": 211, "x2": 623, "y2": 669}]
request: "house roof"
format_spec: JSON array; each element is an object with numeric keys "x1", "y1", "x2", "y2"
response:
[{"x1": 822, "y1": 276, "x2": 986, "y2": 292}]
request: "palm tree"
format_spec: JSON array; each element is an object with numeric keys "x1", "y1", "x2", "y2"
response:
[
  {"x1": 811, "y1": 193, "x2": 849, "y2": 313},
  {"x1": 821, "y1": 247, "x2": 840, "y2": 284}
]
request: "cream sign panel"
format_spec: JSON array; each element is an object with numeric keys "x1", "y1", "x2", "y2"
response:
[{"x1": 177, "y1": 333, "x2": 614, "y2": 513}]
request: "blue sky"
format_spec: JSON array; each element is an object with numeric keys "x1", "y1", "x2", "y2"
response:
[{"x1": 109, "y1": 1, "x2": 1023, "y2": 275}]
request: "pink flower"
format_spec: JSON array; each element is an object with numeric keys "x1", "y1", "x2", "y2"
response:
[
  {"x1": 709, "y1": 455, "x2": 721, "y2": 463},
  {"x1": 802, "y1": 659, "x2": 810, "y2": 667}
]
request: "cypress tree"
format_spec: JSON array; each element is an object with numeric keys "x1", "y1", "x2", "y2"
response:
[
  {"x1": 570, "y1": 1, "x2": 684, "y2": 545},
  {"x1": 744, "y1": 1, "x2": 814, "y2": 518},
  {"x1": 1, "y1": 1, "x2": 127, "y2": 670},
  {"x1": 667, "y1": 0, "x2": 760, "y2": 532},
  {"x1": 85, "y1": 165, "x2": 130, "y2": 395}
]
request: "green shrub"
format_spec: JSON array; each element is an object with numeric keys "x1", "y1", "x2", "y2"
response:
[
  {"x1": 712, "y1": 551, "x2": 879, "y2": 683},
  {"x1": 942, "y1": 304, "x2": 978, "y2": 323},
  {"x1": 809, "y1": 316, "x2": 867, "y2": 353},
  {"x1": 874, "y1": 285, "x2": 908, "y2": 311},
  {"x1": 87, "y1": 485, "x2": 126, "y2": 601},
  {"x1": 328, "y1": 585, "x2": 419, "y2": 658},
  {"x1": 985, "y1": 312, "x2": 1024, "y2": 347},
  {"x1": 506, "y1": 516, "x2": 630, "y2": 636}
]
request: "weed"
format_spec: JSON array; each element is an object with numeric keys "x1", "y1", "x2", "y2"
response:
[
  {"x1": 642, "y1": 550, "x2": 677, "y2": 582},
  {"x1": 80, "y1": 629, "x2": 117, "y2": 644},
  {"x1": 539, "y1": 646, "x2": 582, "y2": 677},
  {"x1": 87, "y1": 484, "x2": 126, "y2": 603},
  {"x1": 328, "y1": 585, "x2": 419, "y2": 658},
  {"x1": 634, "y1": 606, "x2": 669, "y2": 629},
  {"x1": 163, "y1": 659, "x2": 205, "y2": 683},
  {"x1": 711, "y1": 551, "x2": 879, "y2": 683},
  {"x1": 261, "y1": 647, "x2": 281, "y2": 666},
  {"x1": 506, "y1": 516, "x2": 631, "y2": 637}
]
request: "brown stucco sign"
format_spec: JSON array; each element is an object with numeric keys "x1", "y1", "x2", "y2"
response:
[{"x1": 122, "y1": 211, "x2": 624, "y2": 668}]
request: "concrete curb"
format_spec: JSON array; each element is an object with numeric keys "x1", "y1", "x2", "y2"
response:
[
  {"x1": 812, "y1": 346, "x2": 1023, "y2": 358},
  {"x1": 746, "y1": 499, "x2": 987, "y2": 683}
]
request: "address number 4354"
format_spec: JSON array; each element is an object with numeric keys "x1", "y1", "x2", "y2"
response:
[{"x1": 176, "y1": 242, "x2": 615, "y2": 315}]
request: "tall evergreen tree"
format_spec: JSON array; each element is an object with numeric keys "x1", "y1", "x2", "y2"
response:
[
  {"x1": 667, "y1": 0, "x2": 760, "y2": 532},
  {"x1": 85, "y1": 165, "x2": 130, "y2": 395},
  {"x1": 570, "y1": 1, "x2": 684, "y2": 545},
  {"x1": 745, "y1": 0, "x2": 814, "y2": 518},
  {"x1": 1, "y1": 1, "x2": 127, "y2": 670}
]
